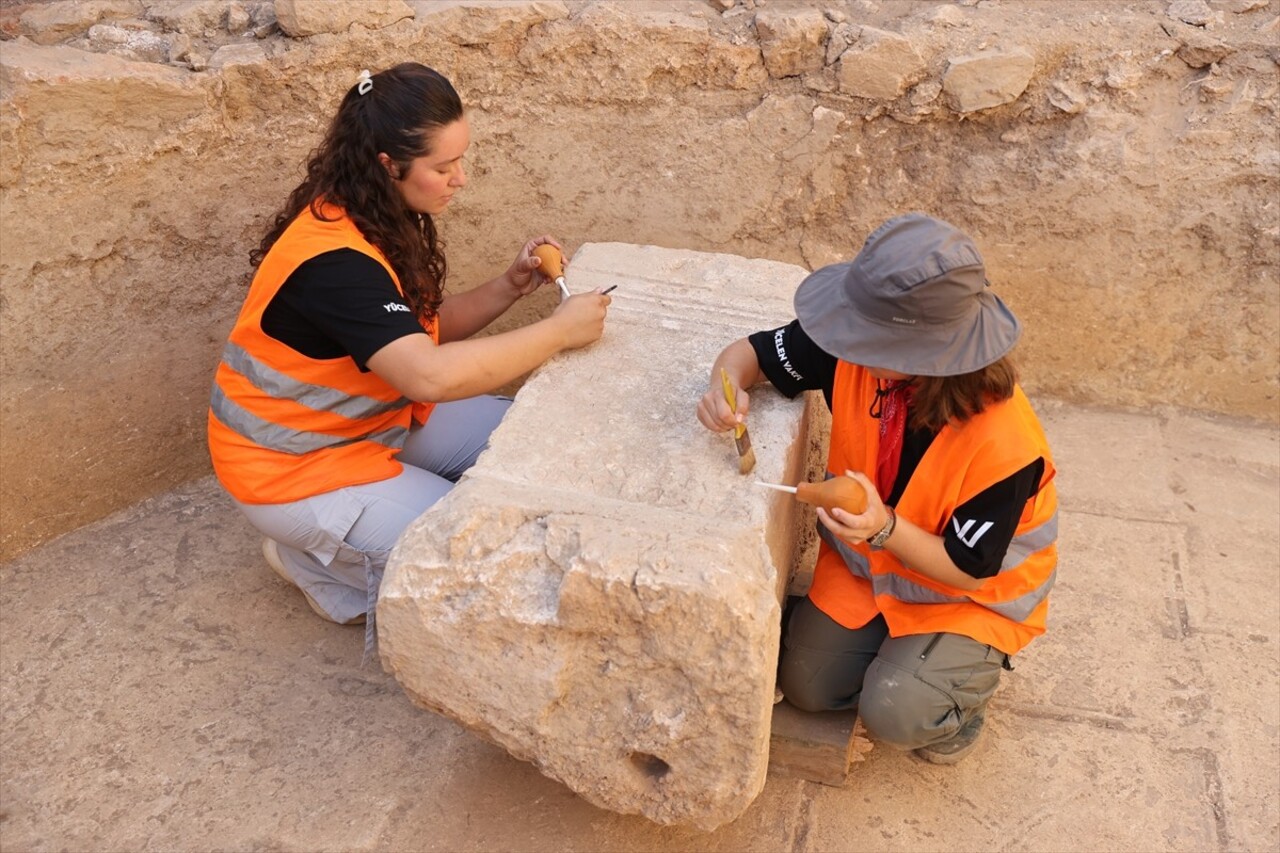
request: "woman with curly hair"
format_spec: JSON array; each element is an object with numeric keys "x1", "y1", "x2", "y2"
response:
[
  {"x1": 697, "y1": 213, "x2": 1057, "y2": 765},
  {"x1": 209, "y1": 64, "x2": 610, "y2": 630}
]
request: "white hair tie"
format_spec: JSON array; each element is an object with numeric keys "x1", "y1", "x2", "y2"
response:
[{"x1": 356, "y1": 69, "x2": 372, "y2": 95}]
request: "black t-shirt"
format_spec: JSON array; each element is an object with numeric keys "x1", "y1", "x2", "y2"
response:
[
  {"x1": 748, "y1": 320, "x2": 1044, "y2": 580},
  {"x1": 260, "y1": 248, "x2": 428, "y2": 371}
]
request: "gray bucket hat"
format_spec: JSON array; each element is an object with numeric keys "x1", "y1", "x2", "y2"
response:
[{"x1": 794, "y1": 212, "x2": 1021, "y2": 376}]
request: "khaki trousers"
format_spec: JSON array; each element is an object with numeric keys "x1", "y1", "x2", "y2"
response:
[{"x1": 778, "y1": 595, "x2": 1008, "y2": 750}]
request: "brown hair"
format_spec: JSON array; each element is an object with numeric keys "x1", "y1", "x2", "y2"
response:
[
  {"x1": 909, "y1": 356, "x2": 1018, "y2": 432},
  {"x1": 250, "y1": 63, "x2": 463, "y2": 323}
]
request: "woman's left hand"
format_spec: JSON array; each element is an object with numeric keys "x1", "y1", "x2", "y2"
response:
[
  {"x1": 505, "y1": 235, "x2": 563, "y2": 297},
  {"x1": 816, "y1": 470, "x2": 890, "y2": 544}
]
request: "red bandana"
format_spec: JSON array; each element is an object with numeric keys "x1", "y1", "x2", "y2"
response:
[{"x1": 871, "y1": 380, "x2": 913, "y2": 500}]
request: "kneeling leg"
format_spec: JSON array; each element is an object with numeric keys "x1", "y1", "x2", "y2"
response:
[{"x1": 857, "y1": 631, "x2": 1005, "y2": 750}]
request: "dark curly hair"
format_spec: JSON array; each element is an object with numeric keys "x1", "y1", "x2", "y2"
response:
[{"x1": 250, "y1": 63, "x2": 463, "y2": 323}]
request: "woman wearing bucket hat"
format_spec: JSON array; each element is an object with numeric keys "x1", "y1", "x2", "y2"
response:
[{"x1": 697, "y1": 212, "x2": 1058, "y2": 764}]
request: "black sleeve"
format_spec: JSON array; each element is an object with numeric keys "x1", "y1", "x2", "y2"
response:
[
  {"x1": 747, "y1": 319, "x2": 838, "y2": 408},
  {"x1": 943, "y1": 458, "x2": 1046, "y2": 579},
  {"x1": 261, "y1": 248, "x2": 428, "y2": 371}
]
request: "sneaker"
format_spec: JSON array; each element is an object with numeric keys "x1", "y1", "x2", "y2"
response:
[
  {"x1": 914, "y1": 713, "x2": 986, "y2": 765},
  {"x1": 261, "y1": 538, "x2": 362, "y2": 624}
]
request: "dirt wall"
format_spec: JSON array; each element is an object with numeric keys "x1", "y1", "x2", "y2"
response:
[{"x1": 2, "y1": 0, "x2": 1277, "y2": 559}]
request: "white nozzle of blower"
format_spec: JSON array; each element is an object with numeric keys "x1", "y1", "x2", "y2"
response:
[{"x1": 754, "y1": 481, "x2": 797, "y2": 494}]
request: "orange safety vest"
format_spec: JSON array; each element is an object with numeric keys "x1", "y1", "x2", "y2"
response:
[
  {"x1": 807, "y1": 362, "x2": 1058, "y2": 655},
  {"x1": 207, "y1": 203, "x2": 439, "y2": 505}
]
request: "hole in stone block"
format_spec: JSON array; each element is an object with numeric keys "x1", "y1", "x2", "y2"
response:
[{"x1": 629, "y1": 751, "x2": 671, "y2": 780}]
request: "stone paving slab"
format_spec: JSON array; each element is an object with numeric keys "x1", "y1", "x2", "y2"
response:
[
  {"x1": 2, "y1": 400, "x2": 1277, "y2": 850},
  {"x1": 767, "y1": 703, "x2": 867, "y2": 788},
  {"x1": 1007, "y1": 511, "x2": 1190, "y2": 728},
  {"x1": 803, "y1": 717, "x2": 1222, "y2": 852}
]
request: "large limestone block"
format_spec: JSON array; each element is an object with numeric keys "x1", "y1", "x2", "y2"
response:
[{"x1": 379, "y1": 243, "x2": 814, "y2": 829}]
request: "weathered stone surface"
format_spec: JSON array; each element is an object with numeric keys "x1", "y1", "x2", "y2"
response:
[
  {"x1": 825, "y1": 20, "x2": 857, "y2": 64},
  {"x1": 835, "y1": 26, "x2": 927, "y2": 100},
  {"x1": 942, "y1": 47, "x2": 1035, "y2": 112},
  {"x1": 144, "y1": 0, "x2": 231, "y2": 34},
  {"x1": 275, "y1": 0, "x2": 413, "y2": 37},
  {"x1": 926, "y1": 3, "x2": 970, "y2": 27},
  {"x1": 1048, "y1": 79, "x2": 1089, "y2": 114},
  {"x1": 909, "y1": 77, "x2": 943, "y2": 106},
  {"x1": 746, "y1": 93, "x2": 817, "y2": 154},
  {"x1": 247, "y1": 1, "x2": 276, "y2": 31},
  {"x1": 409, "y1": 0, "x2": 569, "y2": 45},
  {"x1": 1218, "y1": 0, "x2": 1269, "y2": 12},
  {"x1": 754, "y1": 6, "x2": 828, "y2": 78},
  {"x1": 769, "y1": 704, "x2": 873, "y2": 787},
  {"x1": 86, "y1": 23, "x2": 170, "y2": 63},
  {"x1": 1174, "y1": 27, "x2": 1237, "y2": 67},
  {"x1": 516, "y1": 1, "x2": 766, "y2": 97},
  {"x1": 18, "y1": 0, "x2": 142, "y2": 45},
  {"x1": 225, "y1": 2, "x2": 251, "y2": 34},
  {"x1": 0, "y1": 41, "x2": 205, "y2": 164},
  {"x1": 1168, "y1": 0, "x2": 1218, "y2": 27},
  {"x1": 209, "y1": 41, "x2": 266, "y2": 69},
  {"x1": 379, "y1": 243, "x2": 814, "y2": 829}
]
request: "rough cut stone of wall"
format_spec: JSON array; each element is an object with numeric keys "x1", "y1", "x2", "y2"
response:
[
  {"x1": 1, "y1": 0, "x2": 1276, "y2": 559},
  {"x1": 378, "y1": 243, "x2": 813, "y2": 829}
]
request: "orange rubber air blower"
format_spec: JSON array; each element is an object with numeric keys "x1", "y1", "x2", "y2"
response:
[{"x1": 755, "y1": 476, "x2": 868, "y2": 515}]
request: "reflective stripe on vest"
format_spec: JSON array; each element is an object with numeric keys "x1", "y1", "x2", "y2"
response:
[
  {"x1": 817, "y1": 511, "x2": 1058, "y2": 622},
  {"x1": 210, "y1": 384, "x2": 409, "y2": 456},
  {"x1": 207, "y1": 203, "x2": 436, "y2": 505},
  {"x1": 220, "y1": 341, "x2": 410, "y2": 420}
]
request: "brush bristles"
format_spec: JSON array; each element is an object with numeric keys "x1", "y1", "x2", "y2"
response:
[{"x1": 735, "y1": 427, "x2": 756, "y2": 475}]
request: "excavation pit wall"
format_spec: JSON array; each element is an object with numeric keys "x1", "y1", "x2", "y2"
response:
[
  {"x1": 377, "y1": 243, "x2": 817, "y2": 830},
  {"x1": 1, "y1": 3, "x2": 1277, "y2": 551}
]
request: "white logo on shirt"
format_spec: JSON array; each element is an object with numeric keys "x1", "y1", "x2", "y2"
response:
[
  {"x1": 952, "y1": 517, "x2": 995, "y2": 548},
  {"x1": 384, "y1": 302, "x2": 411, "y2": 313},
  {"x1": 773, "y1": 328, "x2": 803, "y2": 382}
]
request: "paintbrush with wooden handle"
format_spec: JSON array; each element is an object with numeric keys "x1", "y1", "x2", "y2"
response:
[{"x1": 720, "y1": 368, "x2": 756, "y2": 475}]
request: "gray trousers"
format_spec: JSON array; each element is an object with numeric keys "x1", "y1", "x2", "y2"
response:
[
  {"x1": 234, "y1": 395, "x2": 510, "y2": 625},
  {"x1": 778, "y1": 595, "x2": 1007, "y2": 750}
]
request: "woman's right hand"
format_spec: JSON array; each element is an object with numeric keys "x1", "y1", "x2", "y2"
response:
[
  {"x1": 551, "y1": 289, "x2": 611, "y2": 349},
  {"x1": 696, "y1": 376, "x2": 749, "y2": 433}
]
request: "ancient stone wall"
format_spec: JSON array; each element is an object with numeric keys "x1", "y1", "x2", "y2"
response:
[{"x1": 1, "y1": 0, "x2": 1277, "y2": 558}]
